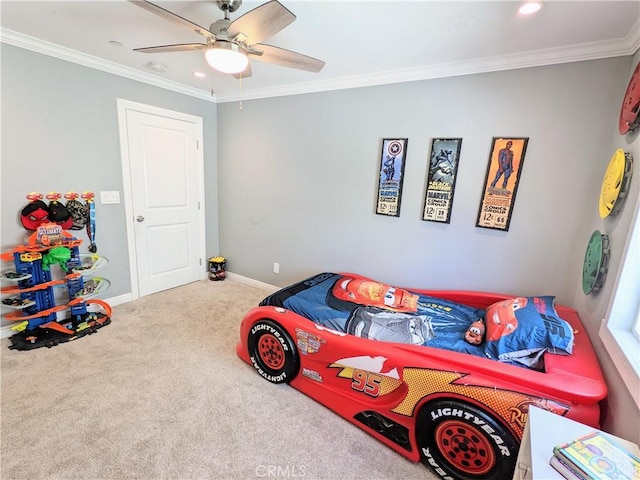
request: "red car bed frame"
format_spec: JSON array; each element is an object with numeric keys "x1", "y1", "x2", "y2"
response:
[{"x1": 236, "y1": 275, "x2": 607, "y2": 480}]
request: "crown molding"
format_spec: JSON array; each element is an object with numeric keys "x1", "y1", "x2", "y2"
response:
[
  {"x1": 215, "y1": 25, "x2": 640, "y2": 103},
  {"x1": 2, "y1": 19, "x2": 638, "y2": 105},
  {"x1": 0, "y1": 28, "x2": 215, "y2": 102}
]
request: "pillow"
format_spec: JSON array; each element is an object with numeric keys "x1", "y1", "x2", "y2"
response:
[{"x1": 483, "y1": 296, "x2": 574, "y2": 369}]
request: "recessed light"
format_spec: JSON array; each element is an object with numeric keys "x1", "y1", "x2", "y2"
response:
[
  {"x1": 519, "y1": 2, "x2": 543, "y2": 15},
  {"x1": 108, "y1": 40, "x2": 123, "y2": 47},
  {"x1": 146, "y1": 61, "x2": 167, "y2": 72},
  {"x1": 193, "y1": 71, "x2": 206, "y2": 78}
]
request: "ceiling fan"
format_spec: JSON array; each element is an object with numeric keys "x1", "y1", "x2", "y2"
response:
[{"x1": 129, "y1": 0, "x2": 325, "y2": 78}]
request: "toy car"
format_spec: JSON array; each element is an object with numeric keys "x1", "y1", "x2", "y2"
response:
[{"x1": 236, "y1": 272, "x2": 607, "y2": 480}]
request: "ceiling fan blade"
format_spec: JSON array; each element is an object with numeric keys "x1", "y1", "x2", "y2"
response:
[
  {"x1": 227, "y1": 0, "x2": 295, "y2": 45},
  {"x1": 250, "y1": 44, "x2": 325, "y2": 73},
  {"x1": 134, "y1": 43, "x2": 207, "y2": 53},
  {"x1": 128, "y1": 0, "x2": 215, "y2": 40},
  {"x1": 232, "y1": 64, "x2": 253, "y2": 79}
]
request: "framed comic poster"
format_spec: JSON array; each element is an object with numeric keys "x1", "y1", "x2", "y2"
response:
[
  {"x1": 376, "y1": 138, "x2": 408, "y2": 217},
  {"x1": 422, "y1": 138, "x2": 463, "y2": 223},
  {"x1": 476, "y1": 137, "x2": 529, "y2": 231}
]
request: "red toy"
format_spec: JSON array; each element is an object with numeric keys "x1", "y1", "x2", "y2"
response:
[
  {"x1": 20, "y1": 192, "x2": 49, "y2": 231},
  {"x1": 237, "y1": 272, "x2": 607, "y2": 480},
  {"x1": 619, "y1": 62, "x2": 640, "y2": 135},
  {"x1": 465, "y1": 319, "x2": 486, "y2": 345}
]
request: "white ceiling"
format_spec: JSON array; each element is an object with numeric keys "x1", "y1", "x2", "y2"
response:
[{"x1": 1, "y1": 1, "x2": 639, "y2": 103}]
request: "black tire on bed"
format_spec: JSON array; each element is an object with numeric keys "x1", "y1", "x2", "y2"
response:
[
  {"x1": 248, "y1": 319, "x2": 299, "y2": 384},
  {"x1": 416, "y1": 400, "x2": 519, "y2": 480}
]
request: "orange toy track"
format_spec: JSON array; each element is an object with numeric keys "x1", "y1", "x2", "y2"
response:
[
  {"x1": 86, "y1": 299, "x2": 112, "y2": 317},
  {"x1": 37, "y1": 300, "x2": 112, "y2": 334},
  {"x1": 0, "y1": 238, "x2": 82, "y2": 262},
  {"x1": 4, "y1": 298, "x2": 111, "y2": 322},
  {"x1": 7, "y1": 298, "x2": 112, "y2": 351},
  {"x1": 0, "y1": 273, "x2": 82, "y2": 295},
  {"x1": 4, "y1": 297, "x2": 86, "y2": 322}
]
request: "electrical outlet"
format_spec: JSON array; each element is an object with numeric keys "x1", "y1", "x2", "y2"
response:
[{"x1": 273, "y1": 262, "x2": 280, "y2": 274}]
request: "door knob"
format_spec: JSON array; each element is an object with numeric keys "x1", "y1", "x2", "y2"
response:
[{"x1": 136, "y1": 215, "x2": 145, "y2": 223}]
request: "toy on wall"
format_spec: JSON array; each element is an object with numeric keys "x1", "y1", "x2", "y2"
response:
[
  {"x1": 64, "y1": 191, "x2": 89, "y2": 230},
  {"x1": 46, "y1": 192, "x2": 73, "y2": 230},
  {"x1": 619, "y1": 62, "x2": 640, "y2": 135},
  {"x1": 18, "y1": 191, "x2": 98, "y2": 254},
  {"x1": 81, "y1": 191, "x2": 97, "y2": 253},
  {"x1": 599, "y1": 149, "x2": 633, "y2": 219},
  {"x1": 582, "y1": 230, "x2": 610, "y2": 295},
  {"x1": 20, "y1": 192, "x2": 50, "y2": 231}
]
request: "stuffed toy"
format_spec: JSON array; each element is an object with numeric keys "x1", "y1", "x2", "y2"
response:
[
  {"x1": 42, "y1": 246, "x2": 71, "y2": 271},
  {"x1": 464, "y1": 319, "x2": 486, "y2": 345}
]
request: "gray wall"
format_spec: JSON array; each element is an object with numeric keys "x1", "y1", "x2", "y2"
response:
[
  {"x1": 1, "y1": 44, "x2": 219, "y2": 303},
  {"x1": 569, "y1": 51, "x2": 640, "y2": 445},
  {"x1": 217, "y1": 57, "x2": 629, "y2": 302},
  {"x1": 217, "y1": 56, "x2": 639, "y2": 442},
  {"x1": 2, "y1": 41, "x2": 638, "y2": 443}
]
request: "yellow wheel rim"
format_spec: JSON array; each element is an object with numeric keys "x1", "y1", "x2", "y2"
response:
[{"x1": 599, "y1": 149, "x2": 632, "y2": 219}]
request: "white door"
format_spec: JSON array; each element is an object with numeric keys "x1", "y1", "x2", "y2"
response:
[{"x1": 118, "y1": 100, "x2": 205, "y2": 298}]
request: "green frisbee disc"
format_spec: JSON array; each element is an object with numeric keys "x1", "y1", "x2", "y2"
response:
[{"x1": 582, "y1": 230, "x2": 610, "y2": 295}]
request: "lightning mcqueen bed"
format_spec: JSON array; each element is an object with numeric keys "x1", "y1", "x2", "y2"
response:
[{"x1": 236, "y1": 272, "x2": 607, "y2": 480}]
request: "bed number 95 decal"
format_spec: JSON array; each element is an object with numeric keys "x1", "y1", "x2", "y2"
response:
[
  {"x1": 351, "y1": 369, "x2": 382, "y2": 397},
  {"x1": 331, "y1": 359, "x2": 404, "y2": 398}
]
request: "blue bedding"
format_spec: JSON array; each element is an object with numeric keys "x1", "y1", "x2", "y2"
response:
[{"x1": 260, "y1": 272, "x2": 487, "y2": 358}]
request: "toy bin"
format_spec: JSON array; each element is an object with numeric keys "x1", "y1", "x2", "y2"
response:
[{"x1": 208, "y1": 256, "x2": 226, "y2": 281}]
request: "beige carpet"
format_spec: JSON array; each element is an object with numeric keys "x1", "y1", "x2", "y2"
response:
[{"x1": 1, "y1": 279, "x2": 433, "y2": 480}]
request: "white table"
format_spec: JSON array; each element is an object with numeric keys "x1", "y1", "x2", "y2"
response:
[{"x1": 513, "y1": 405, "x2": 639, "y2": 479}]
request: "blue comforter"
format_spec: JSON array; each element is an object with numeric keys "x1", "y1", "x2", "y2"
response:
[{"x1": 260, "y1": 272, "x2": 487, "y2": 357}]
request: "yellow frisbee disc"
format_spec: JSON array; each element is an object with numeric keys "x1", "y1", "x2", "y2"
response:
[{"x1": 599, "y1": 149, "x2": 633, "y2": 219}]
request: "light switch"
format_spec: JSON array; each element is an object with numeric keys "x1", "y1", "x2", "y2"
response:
[{"x1": 100, "y1": 191, "x2": 120, "y2": 204}]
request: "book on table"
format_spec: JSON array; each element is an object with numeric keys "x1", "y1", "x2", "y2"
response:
[
  {"x1": 549, "y1": 454, "x2": 586, "y2": 480},
  {"x1": 550, "y1": 430, "x2": 640, "y2": 480}
]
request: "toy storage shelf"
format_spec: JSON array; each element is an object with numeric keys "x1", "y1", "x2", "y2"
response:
[
  {"x1": 1, "y1": 272, "x2": 32, "y2": 282},
  {"x1": 71, "y1": 254, "x2": 108, "y2": 274},
  {"x1": 71, "y1": 277, "x2": 111, "y2": 300},
  {"x1": 2, "y1": 297, "x2": 36, "y2": 310},
  {"x1": 1, "y1": 230, "x2": 112, "y2": 350}
]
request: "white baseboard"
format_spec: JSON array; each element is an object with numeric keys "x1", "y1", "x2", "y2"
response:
[
  {"x1": 226, "y1": 272, "x2": 279, "y2": 293},
  {"x1": 1, "y1": 325, "x2": 15, "y2": 340},
  {"x1": 105, "y1": 293, "x2": 133, "y2": 307}
]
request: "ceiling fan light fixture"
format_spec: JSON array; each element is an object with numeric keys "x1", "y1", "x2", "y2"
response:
[
  {"x1": 205, "y1": 41, "x2": 248, "y2": 74},
  {"x1": 518, "y1": 1, "x2": 543, "y2": 15}
]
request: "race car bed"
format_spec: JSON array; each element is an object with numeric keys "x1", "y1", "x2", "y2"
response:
[{"x1": 236, "y1": 272, "x2": 607, "y2": 480}]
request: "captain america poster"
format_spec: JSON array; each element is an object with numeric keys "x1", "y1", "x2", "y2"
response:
[{"x1": 376, "y1": 138, "x2": 408, "y2": 217}]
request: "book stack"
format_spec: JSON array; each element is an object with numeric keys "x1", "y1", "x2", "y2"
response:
[{"x1": 550, "y1": 431, "x2": 640, "y2": 480}]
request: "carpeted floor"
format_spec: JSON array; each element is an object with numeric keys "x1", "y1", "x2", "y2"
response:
[{"x1": 1, "y1": 279, "x2": 433, "y2": 480}]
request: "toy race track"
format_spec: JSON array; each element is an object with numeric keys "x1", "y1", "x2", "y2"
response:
[{"x1": 1, "y1": 223, "x2": 112, "y2": 350}]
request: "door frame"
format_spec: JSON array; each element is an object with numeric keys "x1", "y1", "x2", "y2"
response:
[{"x1": 117, "y1": 99, "x2": 207, "y2": 300}]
